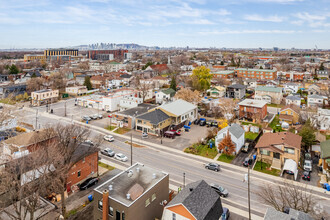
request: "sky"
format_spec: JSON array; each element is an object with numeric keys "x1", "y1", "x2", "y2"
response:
[{"x1": 0, "y1": 0, "x2": 330, "y2": 49}]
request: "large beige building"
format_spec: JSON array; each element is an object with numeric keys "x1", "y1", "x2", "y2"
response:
[
  {"x1": 65, "y1": 86, "x2": 87, "y2": 96},
  {"x1": 31, "y1": 89, "x2": 59, "y2": 106}
]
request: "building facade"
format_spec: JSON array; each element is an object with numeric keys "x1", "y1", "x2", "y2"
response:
[
  {"x1": 44, "y1": 49, "x2": 78, "y2": 56},
  {"x1": 31, "y1": 89, "x2": 59, "y2": 106},
  {"x1": 88, "y1": 50, "x2": 128, "y2": 60},
  {"x1": 239, "y1": 99, "x2": 268, "y2": 122},
  {"x1": 254, "y1": 86, "x2": 283, "y2": 104},
  {"x1": 235, "y1": 68, "x2": 277, "y2": 80}
]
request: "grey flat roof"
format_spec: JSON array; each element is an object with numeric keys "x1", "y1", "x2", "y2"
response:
[
  {"x1": 95, "y1": 163, "x2": 168, "y2": 207},
  {"x1": 239, "y1": 99, "x2": 267, "y2": 108},
  {"x1": 118, "y1": 103, "x2": 156, "y2": 117},
  {"x1": 159, "y1": 99, "x2": 197, "y2": 116},
  {"x1": 33, "y1": 89, "x2": 53, "y2": 93}
]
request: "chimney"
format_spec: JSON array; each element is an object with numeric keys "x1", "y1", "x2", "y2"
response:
[
  {"x1": 189, "y1": 188, "x2": 193, "y2": 192},
  {"x1": 102, "y1": 190, "x2": 109, "y2": 220},
  {"x1": 126, "y1": 193, "x2": 131, "y2": 200}
]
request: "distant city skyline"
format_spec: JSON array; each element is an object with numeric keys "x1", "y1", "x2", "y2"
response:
[{"x1": 1, "y1": 0, "x2": 330, "y2": 49}]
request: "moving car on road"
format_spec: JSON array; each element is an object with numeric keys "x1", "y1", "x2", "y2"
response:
[
  {"x1": 142, "y1": 132, "x2": 148, "y2": 139},
  {"x1": 79, "y1": 177, "x2": 98, "y2": 190},
  {"x1": 104, "y1": 135, "x2": 114, "y2": 142},
  {"x1": 101, "y1": 148, "x2": 115, "y2": 157},
  {"x1": 84, "y1": 140, "x2": 94, "y2": 146},
  {"x1": 98, "y1": 114, "x2": 103, "y2": 119},
  {"x1": 114, "y1": 153, "x2": 128, "y2": 162},
  {"x1": 205, "y1": 163, "x2": 220, "y2": 172},
  {"x1": 210, "y1": 183, "x2": 229, "y2": 197},
  {"x1": 221, "y1": 207, "x2": 230, "y2": 220}
]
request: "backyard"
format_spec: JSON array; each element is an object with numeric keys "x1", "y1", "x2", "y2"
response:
[
  {"x1": 184, "y1": 143, "x2": 218, "y2": 159},
  {"x1": 253, "y1": 161, "x2": 281, "y2": 176},
  {"x1": 268, "y1": 115, "x2": 283, "y2": 132},
  {"x1": 245, "y1": 132, "x2": 259, "y2": 141}
]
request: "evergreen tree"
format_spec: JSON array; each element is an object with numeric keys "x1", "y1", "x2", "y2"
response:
[
  {"x1": 9, "y1": 64, "x2": 19, "y2": 74},
  {"x1": 170, "y1": 76, "x2": 177, "y2": 91},
  {"x1": 319, "y1": 63, "x2": 325, "y2": 71},
  {"x1": 220, "y1": 61, "x2": 224, "y2": 65},
  {"x1": 83, "y1": 76, "x2": 92, "y2": 90}
]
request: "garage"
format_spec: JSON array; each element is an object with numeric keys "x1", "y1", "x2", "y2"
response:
[{"x1": 281, "y1": 159, "x2": 298, "y2": 180}]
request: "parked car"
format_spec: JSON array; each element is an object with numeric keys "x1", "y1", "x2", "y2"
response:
[
  {"x1": 210, "y1": 183, "x2": 229, "y2": 197},
  {"x1": 194, "y1": 119, "x2": 201, "y2": 125},
  {"x1": 211, "y1": 121, "x2": 218, "y2": 127},
  {"x1": 104, "y1": 135, "x2": 114, "y2": 142},
  {"x1": 221, "y1": 207, "x2": 230, "y2": 220},
  {"x1": 243, "y1": 157, "x2": 253, "y2": 167},
  {"x1": 142, "y1": 132, "x2": 148, "y2": 138},
  {"x1": 79, "y1": 177, "x2": 99, "y2": 190},
  {"x1": 84, "y1": 140, "x2": 94, "y2": 146},
  {"x1": 302, "y1": 171, "x2": 311, "y2": 181},
  {"x1": 164, "y1": 131, "x2": 176, "y2": 139},
  {"x1": 101, "y1": 148, "x2": 115, "y2": 157},
  {"x1": 91, "y1": 114, "x2": 98, "y2": 120},
  {"x1": 170, "y1": 129, "x2": 181, "y2": 136},
  {"x1": 82, "y1": 116, "x2": 91, "y2": 121},
  {"x1": 241, "y1": 143, "x2": 249, "y2": 153},
  {"x1": 304, "y1": 159, "x2": 312, "y2": 172},
  {"x1": 206, "y1": 121, "x2": 212, "y2": 127},
  {"x1": 114, "y1": 153, "x2": 128, "y2": 162},
  {"x1": 285, "y1": 170, "x2": 294, "y2": 175},
  {"x1": 205, "y1": 163, "x2": 220, "y2": 172},
  {"x1": 200, "y1": 119, "x2": 206, "y2": 126},
  {"x1": 98, "y1": 114, "x2": 103, "y2": 119}
]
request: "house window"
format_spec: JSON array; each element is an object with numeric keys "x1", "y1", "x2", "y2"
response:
[
  {"x1": 98, "y1": 201, "x2": 103, "y2": 210},
  {"x1": 122, "y1": 211, "x2": 125, "y2": 220},
  {"x1": 82, "y1": 157, "x2": 85, "y2": 163},
  {"x1": 116, "y1": 210, "x2": 120, "y2": 220},
  {"x1": 152, "y1": 193, "x2": 156, "y2": 201},
  {"x1": 145, "y1": 198, "x2": 150, "y2": 207},
  {"x1": 284, "y1": 147, "x2": 295, "y2": 154},
  {"x1": 260, "y1": 149, "x2": 270, "y2": 156},
  {"x1": 77, "y1": 171, "x2": 81, "y2": 177},
  {"x1": 172, "y1": 213, "x2": 176, "y2": 220},
  {"x1": 137, "y1": 120, "x2": 142, "y2": 124},
  {"x1": 109, "y1": 207, "x2": 113, "y2": 216}
]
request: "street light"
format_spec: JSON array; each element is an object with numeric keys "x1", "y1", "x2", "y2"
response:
[
  {"x1": 130, "y1": 132, "x2": 133, "y2": 166},
  {"x1": 183, "y1": 172, "x2": 185, "y2": 188},
  {"x1": 244, "y1": 166, "x2": 251, "y2": 220}
]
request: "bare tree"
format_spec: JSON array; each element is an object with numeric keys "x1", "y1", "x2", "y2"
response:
[
  {"x1": 48, "y1": 72, "x2": 67, "y2": 92},
  {"x1": 138, "y1": 80, "x2": 153, "y2": 102},
  {"x1": 174, "y1": 88, "x2": 201, "y2": 105},
  {"x1": 26, "y1": 78, "x2": 46, "y2": 93},
  {"x1": 217, "y1": 98, "x2": 238, "y2": 122},
  {"x1": 78, "y1": 61, "x2": 90, "y2": 71},
  {"x1": 257, "y1": 181, "x2": 327, "y2": 219}
]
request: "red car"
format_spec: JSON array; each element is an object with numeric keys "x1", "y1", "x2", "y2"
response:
[{"x1": 170, "y1": 130, "x2": 181, "y2": 136}]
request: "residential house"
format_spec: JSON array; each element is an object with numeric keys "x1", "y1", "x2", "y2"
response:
[
  {"x1": 238, "y1": 99, "x2": 268, "y2": 122},
  {"x1": 285, "y1": 95, "x2": 301, "y2": 106},
  {"x1": 156, "y1": 88, "x2": 176, "y2": 105},
  {"x1": 119, "y1": 96, "x2": 143, "y2": 111},
  {"x1": 147, "y1": 64, "x2": 169, "y2": 75},
  {"x1": 215, "y1": 124, "x2": 245, "y2": 153},
  {"x1": 279, "y1": 104, "x2": 300, "y2": 125},
  {"x1": 264, "y1": 207, "x2": 313, "y2": 220},
  {"x1": 307, "y1": 94, "x2": 328, "y2": 107},
  {"x1": 312, "y1": 108, "x2": 330, "y2": 132},
  {"x1": 31, "y1": 89, "x2": 59, "y2": 106},
  {"x1": 254, "y1": 86, "x2": 283, "y2": 104},
  {"x1": 244, "y1": 79, "x2": 257, "y2": 88},
  {"x1": 65, "y1": 86, "x2": 88, "y2": 96},
  {"x1": 93, "y1": 163, "x2": 169, "y2": 220},
  {"x1": 0, "y1": 83, "x2": 27, "y2": 99},
  {"x1": 235, "y1": 68, "x2": 277, "y2": 80},
  {"x1": 90, "y1": 75, "x2": 106, "y2": 89},
  {"x1": 135, "y1": 109, "x2": 171, "y2": 135},
  {"x1": 308, "y1": 84, "x2": 320, "y2": 95},
  {"x1": 212, "y1": 70, "x2": 234, "y2": 79},
  {"x1": 113, "y1": 103, "x2": 156, "y2": 129},
  {"x1": 226, "y1": 84, "x2": 246, "y2": 99},
  {"x1": 162, "y1": 180, "x2": 223, "y2": 220},
  {"x1": 320, "y1": 140, "x2": 330, "y2": 177},
  {"x1": 104, "y1": 61, "x2": 126, "y2": 72},
  {"x1": 207, "y1": 86, "x2": 226, "y2": 98},
  {"x1": 316, "y1": 70, "x2": 329, "y2": 79},
  {"x1": 284, "y1": 83, "x2": 299, "y2": 94},
  {"x1": 102, "y1": 89, "x2": 140, "y2": 112},
  {"x1": 255, "y1": 132, "x2": 302, "y2": 170},
  {"x1": 156, "y1": 99, "x2": 198, "y2": 128},
  {"x1": 151, "y1": 76, "x2": 170, "y2": 89}
]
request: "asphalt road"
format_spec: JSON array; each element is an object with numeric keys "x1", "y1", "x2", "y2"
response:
[{"x1": 12, "y1": 106, "x2": 330, "y2": 219}]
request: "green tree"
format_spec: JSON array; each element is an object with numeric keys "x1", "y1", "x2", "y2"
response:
[
  {"x1": 83, "y1": 76, "x2": 92, "y2": 90},
  {"x1": 220, "y1": 61, "x2": 224, "y2": 65},
  {"x1": 31, "y1": 72, "x2": 37, "y2": 78},
  {"x1": 170, "y1": 76, "x2": 177, "y2": 91},
  {"x1": 319, "y1": 63, "x2": 325, "y2": 71},
  {"x1": 9, "y1": 64, "x2": 19, "y2": 74},
  {"x1": 260, "y1": 66, "x2": 263, "y2": 69},
  {"x1": 191, "y1": 66, "x2": 212, "y2": 91},
  {"x1": 299, "y1": 119, "x2": 315, "y2": 150},
  {"x1": 142, "y1": 61, "x2": 153, "y2": 70}
]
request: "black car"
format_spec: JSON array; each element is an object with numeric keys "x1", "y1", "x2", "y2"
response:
[
  {"x1": 200, "y1": 120, "x2": 206, "y2": 126},
  {"x1": 221, "y1": 207, "x2": 230, "y2": 220},
  {"x1": 194, "y1": 119, "x2": 201, "y2": 125},
  {"x1": 302, "y1": 171, "x2": 311, "y2": 181},
  {"x1": 205, "y1": 163, "x2": 220, "y2": 172},
  {"x1": 211, "y1": 121, "x2": 218, "y2": 127},
  {"x1": 210, "y1": 183, "x2": 229, "y2": 197},
  {"x1": 79, "y1": 177, "x2": 99, "y2": 190},
  {"x1": 206, "y1": 121, "x2": 212, "y2": 127},
  {"x1": 243, "y1": 157, "x2": 253, "y2": 167}
]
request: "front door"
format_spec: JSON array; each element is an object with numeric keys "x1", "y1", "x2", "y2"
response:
[
  {"x1": 116, "y1": 210, "x2": 120, "y2": 220},
  {"x1": 274, "y1": 152, "x2": 280, "y2": 159}
]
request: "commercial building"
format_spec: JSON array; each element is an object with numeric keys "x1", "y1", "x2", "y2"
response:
[
  {"x1": 65, "y1": 86, "x2": 88, "y2": 96},
  {"x1": 93, "y1": 163, "x2": 169, "y2": 220},
  {"x1": 235, "y1": 68, "x2": 277, "y2": 80},
  {"x1": 44, "y1": 49, "x2": 78, "y2": 56},
  {"x1": 31, "y1": 89, "x2": 59, "y2": 106},
  {"x1": 88, "y1": 50, "x2": 128, "y2": 60},
  {"x1": 24, "y1": 54, "x2": 47, "y2": 62}
]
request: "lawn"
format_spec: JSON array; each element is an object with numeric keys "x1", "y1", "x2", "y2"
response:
[
  {"x1": 326, "y1": 135, "x2": 330, "y2": 140},
  {"x1": 98, "y1": 161, "x2": 115, "y2": 171},
  {"x1": 245, "y1": 132, "x2": 259, "y2": 141},
  {"x1": 114, "y1": 127, "x2": 131, "y2": 134},
  {"x1": 241, "y1": 121, "x2": 262, "y2": 128},
  {"x1": 253, "y1": 161, "x2": 281, "y2": 176},
  {"x1": 217, "y1": 154, "x2": 235, "y2": 163},
  {"x1": 0, "y1": 98, "x2": 16, "y2": 105},
  {"x1": 267, "y1": 103, "x2": 284, "y2": 108},
  {"x1": 268, "y1": 115, "x2": 284, "y2": 132},
  {"x1": 184, "y1": 144, "x2": 218, "y2": 159},
  {"x1": 105, "y1": 125, "x2": 116, "y2": 131}
]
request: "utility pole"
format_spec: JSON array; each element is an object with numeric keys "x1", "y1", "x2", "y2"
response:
[
  {"x1": 248, "y1": 166, "x2": 251, "y2": 220},
  {"x1": 130, "y1": 132, "x2": 133, "y2": 166},
  {"x1": 64, "y1": 101, "x2": 67, "y2": 117},
  {"x1": 183, "y1": 172, "x2": 185, "y2": 188},
  {"x1": 35, "y1": 109, "x2": 38, "y2": 130}
]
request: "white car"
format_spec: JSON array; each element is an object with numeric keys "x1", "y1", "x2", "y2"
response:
[
  {"x1": 104, "y1": 135, "x2": 114, "y2": 142},
  {"x1": 84, "y1": 140, "x2": 94, "y2": 145},
  {"x1": 114, "y1": 153, "x2": 128, "y2": 162}
]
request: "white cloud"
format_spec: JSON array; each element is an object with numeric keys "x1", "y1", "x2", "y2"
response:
[
  {"x1": 197, "y1": 29, "x2": 298, "y2": 35},
  {"x1": 244, "y1": 14, "x2": 285, "y2": 22},
  {"x1": 295, "y1": 12, "x2": 326, "y2": 21}
]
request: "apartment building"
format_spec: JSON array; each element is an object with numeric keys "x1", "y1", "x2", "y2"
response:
[
  {"x1": 31, "y1": 89, "x2": 59, "y2": 106},
  {"x1": 235, "y1": 68, "x2": 277, "y2": 80},
  {"x1": 24, "y1": 54, "x2": 47, "y2": 62},
  {"x1": 239, "y1": 99, "x2": 268, "y2": 122},
  {"x1": 88, "y1": 49, "x2": 128, "y2": 60},
  {"x1": 254, "y1": 86, "x2": 283, "y2": 104},
  {"x1": 44, "y1": 49, "x2": 78, "y2": 56},
  {"x1": 212, "y1": 70, "x2": 234, "y2": 79},
  {"x1": 93, "y1": 163, "x2": 169, "y2": 220}
]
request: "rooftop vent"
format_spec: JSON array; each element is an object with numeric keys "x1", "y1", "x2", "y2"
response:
[
  {"x1": 152, "y1": 173, "x2": 157, "y2": 179},
  {"x1": 189, "y1": 188, "x2": 193, "y2": 192},
  {"x1": 127, "y1": 170, "x2": 133, "y2": 178},
  {"x1": 109, "y1": 184, "x2": 113, "y2": 191},
  {"x1": 136, "y1": 167, "x2": 140, "y2": 173},
  {"x1": 126, "y1": 193, "x2": 131, "y2": 200}
]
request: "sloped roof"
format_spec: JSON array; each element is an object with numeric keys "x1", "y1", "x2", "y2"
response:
[
  {"x1": 218, "y1": 124, "x2": 244, "y2": 139},
  {"x1": 280, "y1": 104, "x2": 301, "y2": 114},
  {"x1": 137, "y1": 109, "x2": 170, "y2": 125},
  {"x1": 255, "y1": 86, "x2": 282, "y2": 93},
  {"x1": 255, "y1": 132, "x2": 302, "y2": 149},
  {"x1": 166, "y1": 180, "x2": 222, "y2": 220},
  {"x1": 159, "y1": 99, "x2": 197, "y2": 116},
  {"x1": 161, "y1": 88, "x2": 176, "y2": 96},
  {"x1": 286, "y1": 95, "x2": 301, "y2": 101},
  {"x1": 4, "y1": 129, "x2": 54, "y2": 147},
  {"x1": 228, "y1": 84, "x2": 246, "y2": 89}
]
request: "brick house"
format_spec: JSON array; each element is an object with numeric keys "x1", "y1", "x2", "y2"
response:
[
  {"x1": 238, "y1": 99, "x2": 268, "y2": 122},
  {"x1": 235, "y1": 68, "x2": 277, "y2": 80}
]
